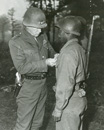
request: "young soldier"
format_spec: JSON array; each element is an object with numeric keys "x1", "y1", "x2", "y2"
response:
[
  {"x1": 9, "y1": 7, "x2": 56, "y2": 130},
  {"x1": 52, "y1": 16, "x2": 87, "y2": 130}
]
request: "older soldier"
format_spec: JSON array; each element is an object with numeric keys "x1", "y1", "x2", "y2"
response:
[
  {"x1": 9, "y1": 7, "x2": 56, "y2": 130},
  {"x1": 52, "y1": 16, "x2": 87, "y2": 130}
]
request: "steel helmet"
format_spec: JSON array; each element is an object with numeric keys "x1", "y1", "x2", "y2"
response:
[
  {"x1": 56, "y1": 16, "x2": 82, "y2": 36},
  {"x1": 23, "y1": 7, "x2": 47, "y2": 28},
  {"x1": 76, "y1": 16, "x2": 86, "y2": 26},
  {"x1": 76, "y1": 16, "x2": 87, "y2": 35}
]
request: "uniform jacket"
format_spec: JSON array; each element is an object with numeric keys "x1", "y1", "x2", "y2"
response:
[
  {"x1": 54, "y1": 38, "x2": 86, "y2": 116},
  {"x1": 9, "y1": 27, "x2": 55, "y2": 75}
]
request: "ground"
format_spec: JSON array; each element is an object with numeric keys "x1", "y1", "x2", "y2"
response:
[{"x1": 0, "y1": 30, "x2": 104, "y2": 130}]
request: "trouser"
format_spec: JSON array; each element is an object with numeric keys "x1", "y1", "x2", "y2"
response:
[
  {"x1": 14, "y1": 78, "x2": 47, "y2": 130},
  {"x1": 56, "y1": 96, "x2": 87, "y2": 130}
]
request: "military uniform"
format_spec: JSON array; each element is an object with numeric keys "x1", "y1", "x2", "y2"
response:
[
  {"x1": 9, "y1": 28, "x2": 55, "y2": 130},
  {"x1": 53, "y1": 38, "x2": 87, "y2": 130}
]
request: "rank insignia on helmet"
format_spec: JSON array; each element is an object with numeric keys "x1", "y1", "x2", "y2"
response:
[{"x1": 23, "y1": 7, "x2": 47, "y2": 29}]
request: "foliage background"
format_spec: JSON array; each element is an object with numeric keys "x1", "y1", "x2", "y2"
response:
[{"x1": 0, "y1": 0, "x2": 104, "y2": 85}]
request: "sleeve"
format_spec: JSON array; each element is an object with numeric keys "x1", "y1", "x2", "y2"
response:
[
  {"x1": 54, "y1": 52, "x2": 78, "y2": 114},
  {"x1": 9, "y1": 40, "x2": 47, "y2": 74}
]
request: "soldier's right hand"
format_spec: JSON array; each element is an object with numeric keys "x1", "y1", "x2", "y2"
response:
[{"x1": 46, "y1": 58, "x2": 56, "y2": 67}]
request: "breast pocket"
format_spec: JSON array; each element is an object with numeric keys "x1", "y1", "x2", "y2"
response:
[{"x1": 24, "y1": 49, "x2": 40, "y2": 61}]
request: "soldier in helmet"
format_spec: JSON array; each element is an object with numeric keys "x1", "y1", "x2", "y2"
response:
[
  {"x1": 9, "y1": 7, "x2": 57, "y2": 130},
  {"x1": 52, "y1": 16, "x2": 87, "y2": 130},
  {"x1": 54, "y1": 3, "x2": 88, "y2": 53}
]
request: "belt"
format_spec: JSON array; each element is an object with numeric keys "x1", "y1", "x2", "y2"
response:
[{"x1": 23, "y1": 73, "x2": 47, "y2": 80}]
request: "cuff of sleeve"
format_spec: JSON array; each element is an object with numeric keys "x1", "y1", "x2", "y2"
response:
[{"x1": 52, "y1": 108, "x2": 62, "y2": 117}]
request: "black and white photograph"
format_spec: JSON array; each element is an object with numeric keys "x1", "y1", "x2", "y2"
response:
[{"x1": 0, "y1": 0, "x2": 104, "y2": 130}]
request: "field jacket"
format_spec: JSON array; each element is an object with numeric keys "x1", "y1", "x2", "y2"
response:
[
  {"x1": 9, "y1": 28, "x2": 55, "y2": 75},
  {"x1": 53, "y1": 38, "x2": 86, "y2": 116}
]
